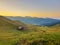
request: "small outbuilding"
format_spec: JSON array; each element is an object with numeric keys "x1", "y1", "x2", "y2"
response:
[{"x1": 17, "y1": 26, "x2": 24, "y2": 30}]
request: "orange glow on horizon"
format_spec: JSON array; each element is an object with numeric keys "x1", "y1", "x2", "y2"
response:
[{"x1": 0, "y1": 9, "x2": 60, "y2": 18}]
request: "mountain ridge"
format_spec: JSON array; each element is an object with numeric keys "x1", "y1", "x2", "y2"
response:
[
  {"x1": 0, "y1": 16, "x2": 26, "y2": 30},
  {"x1": 6, "y1": 16, "x2": 60, "y2": 26}
]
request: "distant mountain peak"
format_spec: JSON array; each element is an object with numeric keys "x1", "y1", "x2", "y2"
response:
[{"x1": 6, "y1": 16, "x2": 60, "y2": 26}]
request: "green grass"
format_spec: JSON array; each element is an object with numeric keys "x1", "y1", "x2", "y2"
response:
[{"x1": 0, "y1": 25, "x2": 60, "y2": 45}]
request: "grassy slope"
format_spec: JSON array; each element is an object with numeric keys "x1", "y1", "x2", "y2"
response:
[
  {"x1": 0, "y1": 16, "x2": 60, "y2": 45},
  {"x1": 0, "y1": 16, "x2": 26, "y2": 45}
]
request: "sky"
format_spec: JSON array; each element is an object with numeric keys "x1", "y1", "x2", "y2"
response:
[{"x1": 0, "y1": 0, "x2": 60, "y2": 18}]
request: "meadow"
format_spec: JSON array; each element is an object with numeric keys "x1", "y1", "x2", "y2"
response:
[{"x1": 0, "y1": 24, "x2": 60, "y2": 45}]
